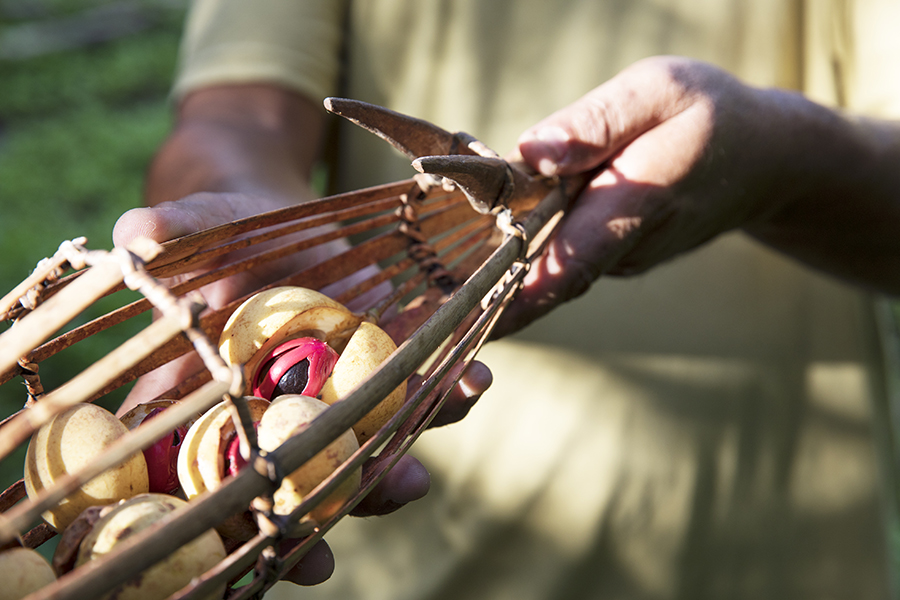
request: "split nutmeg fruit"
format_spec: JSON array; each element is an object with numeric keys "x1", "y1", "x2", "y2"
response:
[
  {"x1": 119, "y1": 399, "x2": 201, "y2": 496},
  {"x1": 176, "y1": 397, "x2": 270, "y2": 540},
  {"x1": 218, "y1": 286, "x2": 407, "y2": 443},
  {"x1": 176, "y1": 286, "x2": 407, "y2": 540}
]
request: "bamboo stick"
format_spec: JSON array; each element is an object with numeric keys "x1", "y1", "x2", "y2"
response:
[
  {"x1": 0, "y1": 260, "x2": 126, "y2": 381},
  {"x1": 55, "y1": 229, "x2": 415, "y2": 403},
  {"x1": 0, "y1": 183, "x2": 422, "y2": 324},
  {"x1": 0, "y1": 195, "x2": 479, "y2": 389},
  {"x1": 0, "y1": 480, "x2": 25, "y2": 514},
  {"x1": 235, "y1": 260, "x2": 520, "y2": 598},
  {"x1": 0, "y1": 213, "x2": 403, "y2": 388},
  {"x1": 149, "y1": 196, "x2": 405, "y2": 280},
  {"x1": 175, "y1": 297, "x2": 496, "y2": 599}
]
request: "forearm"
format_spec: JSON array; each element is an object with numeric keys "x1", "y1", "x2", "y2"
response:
[
  {"x1": 743, "y1": 89, "x2": 900, "y2": 295},
  {"x1": 145, "y1": 84, "x2": 327, "y2": 208}
]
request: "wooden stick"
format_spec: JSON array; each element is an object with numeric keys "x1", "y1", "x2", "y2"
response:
[
  {"x1": 0, "y1": 313, "x2": 185, "y2": 464},
  {"x1": 147, "y1": 181, "x2": 415, "y2": 269},
  {"x1": 149, "y1": 196, "x2": 404, "y2": 280},
  {"x1": 0, "y1": 196, "x2": 478, "y2": 388},
  {"x1": 0, "y1": 238, "x2": 86, "y2": 321},
  {"x1": 0, "y1": 260, "x2": 126, "y2": 382},
  {"x1": 235, "y1": 263, "x2": 520, "y2": 599},
  {"x1": 0, "y1": 212, "x2": 404, "y2": 388},
  {"x1": 0, "y1": 480, "x2": 25, "y2": 514}
]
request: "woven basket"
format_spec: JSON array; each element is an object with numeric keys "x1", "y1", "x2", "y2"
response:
[{"x1": 0, "y1": 100, "x2": 579, "y2": 600}]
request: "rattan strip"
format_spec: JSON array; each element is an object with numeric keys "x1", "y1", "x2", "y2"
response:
[
  {"x1": 60, "y1": 205, "x2": 486, "y2": 408},
  {"x1": 0, "y1": 212, "x2": 402, "y2": 388},
  {"x1": 146, "y1": 180, "x2": 416, "y2": 270},
  {"x1": 0, "y1": 238, "x2": 86, "y2": 320},
  {"x1": 148, "y1": 195, "x2": 413, "y2": 279}
]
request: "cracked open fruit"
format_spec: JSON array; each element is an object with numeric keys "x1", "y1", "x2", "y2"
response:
[
  {"x1": 0, "y1": 547, "x2": 57, "y2": 600},
  {"x1": 218, "y1": 286, "x2": 406, "y2": 443},
  {"x1": 24, "y1": 403, "x2": 149, "y2": 531},
  {"x1": 176, "y1": 397, "x2": 270, "y2": 540},
  {"x1": 74, "y1": 493, "x2": 226, "y2": 600}
]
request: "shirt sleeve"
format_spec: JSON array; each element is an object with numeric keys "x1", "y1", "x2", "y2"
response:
[
  {"x1": 802, "y1": 0, "x2": 900, "y2": 119},
  {"x1": 172, "y1": 0, "x2": 348, "y2": 103}
]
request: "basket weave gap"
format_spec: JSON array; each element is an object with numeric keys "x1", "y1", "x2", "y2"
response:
[
  {"x1": 151, "y1": 195, "x2": 407, "y2": 280},
  {"x1": 147, "y1": 180, "x2": 414, "y2": 270}
]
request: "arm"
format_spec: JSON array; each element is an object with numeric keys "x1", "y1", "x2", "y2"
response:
[
  {"x1": 113, "y1": 84, "x2": 338, "y2": 402},
  {"x1": 495, "y1": 56, "x2": 900, "y2": 336},
  {"x1": 115, "y1": 84, "x2": 336, "y2": 308},
  {"x1": 145, "y1": 84, "x2": 325, "y2": 208}
]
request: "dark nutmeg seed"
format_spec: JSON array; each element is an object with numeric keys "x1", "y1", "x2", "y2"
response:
[{"x1": 272, "y1": 358, "x2": 310, "y2": 397}]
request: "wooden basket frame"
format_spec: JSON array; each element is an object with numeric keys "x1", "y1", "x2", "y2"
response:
[{"x1": 0, "y1": 157, "x2": 573, "y2": 599}]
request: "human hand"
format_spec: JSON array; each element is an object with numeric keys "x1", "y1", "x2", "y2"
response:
[
  {"x1": 113, "y1": 190, "x2": 378, "y2": 409},
  {"x1": 113, "y1": 192, "x2": 492, "y2": 583},
  {"x1": 494, "y1": 56, "x2": 815, "y2": 336},
  {"x1": 280, "y1": 358, "x2": 492, "y2": 585}
]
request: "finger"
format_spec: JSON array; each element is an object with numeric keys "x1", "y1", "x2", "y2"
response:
[
  {"x1": 491, "y1": 172, "x2": 674, "y2": 338},
  {"x1": 280, "y1": 539, "x2": 335, "y2": 586},
  {"x1": 112, "y1": 192, "x2": 272, "y2": 248},
  {"x1": 350, "y1": 454, "x2": 430, "y2": 517},
  {"x1": 427, "y1": 360, "x2": 492, "y2": 428},
  {"x1": 495, "y1": 95, "x2": 722, "y2": 337},
  {"x1": 517, "y1": 56, "x2": 696, "y2": 177},
  {"x1": 115, "y1": 353, "x2": 206, "y2": 417}
]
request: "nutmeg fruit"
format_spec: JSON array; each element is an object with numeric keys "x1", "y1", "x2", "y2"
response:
[
  {"x1": 0, "y1": 547, "x2": 57, "y2": 599},
  {"x1": 75, "y1": 493, "x2": 226, "y2": 600},
  {"x1": 24, "y1": 403, "x2": 150, "y2": 531},
  {"x1": 219, "y1": 286, "x2": 406, "y2": 443},
  {"x1": 176, "y1": 397, "x2": 270, "y2": 540},
  {"x1": 257, "y1": 394, "x2": 360, "y2": 529}
]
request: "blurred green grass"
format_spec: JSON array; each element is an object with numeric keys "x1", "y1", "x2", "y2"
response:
[{"x1": 0, "y1": 0, "x2": 187, "y2": 494}]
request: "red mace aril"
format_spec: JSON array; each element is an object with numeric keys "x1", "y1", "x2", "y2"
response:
[
  {"x1": 223, "y1": 422, "x2": 260, "y2": 478},
  {"x1": 252, "y1": 337, "x2": 339, "y2": 400},
  {"x1": 142, "y1": 407, "x2": 189, "y2": 495}
]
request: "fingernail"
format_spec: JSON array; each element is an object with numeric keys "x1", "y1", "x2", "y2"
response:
[
  {"x1": 457, "y1": 378, "x2": 477, "y2": 399},
  {"x1": 520, "y1": 126, "x2": 570, "y2": 176}
]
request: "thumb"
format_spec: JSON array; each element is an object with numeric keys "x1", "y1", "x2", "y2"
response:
[
  {"x1": 112, "y1": 192, "x2": 250, "y2": 248},
  {"x1": 517, "y1": 56, "x2": 694, "y2": 177}
]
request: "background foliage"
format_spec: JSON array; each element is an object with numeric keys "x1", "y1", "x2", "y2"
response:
[{"x1": 0, "y1": 0, "x2": 187, "y2": 500}]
